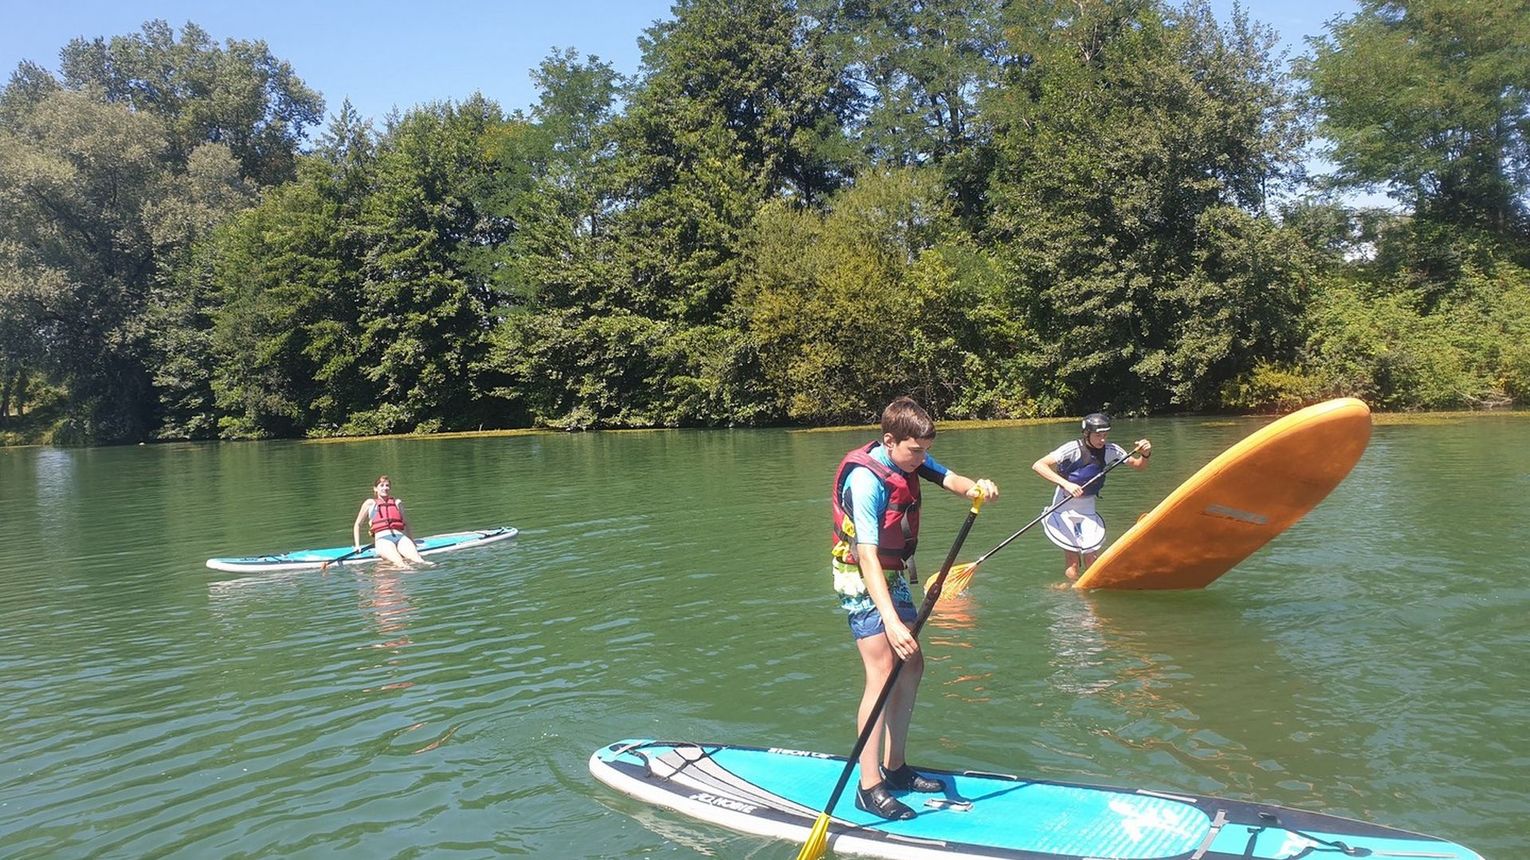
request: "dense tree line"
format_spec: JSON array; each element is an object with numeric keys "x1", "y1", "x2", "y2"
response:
[{"x1": 2, "y1": 0, "x2": 1528, "y2": 443}]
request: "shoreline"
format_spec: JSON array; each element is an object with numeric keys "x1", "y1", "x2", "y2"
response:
[{"x1": 5, "y1": 407, "x2": 1526, "y2": 449}]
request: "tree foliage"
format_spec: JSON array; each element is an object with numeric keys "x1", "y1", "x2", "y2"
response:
[
  {"x1": 5, "y1": 4, "x2": 1530, "y2": 445},
  {"x1": 0, "y1": 91, "x2": 167, "y2": 441},
  {"x1": 0, "y1": 20, "x2": 322, "y2": 443},
  {"x1": 1302, "y1": 0, "x2": 1530, "y2": 239},
  {"x1": 58, "y1": 20, "x2": 324, "y2": 185},
  {"x1": 983, "y1": 0, "x2": 1309, "y2": 413}
]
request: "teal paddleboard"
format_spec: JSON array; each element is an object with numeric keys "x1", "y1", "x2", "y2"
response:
[
  {"x1": 590, "y1": 739, "x2": 1483, "y2": 859},
  {"x1": 205, "y1": 527, "x2": 518, "y2": 572}
]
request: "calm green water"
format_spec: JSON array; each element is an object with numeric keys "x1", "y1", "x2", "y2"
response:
[{"x1": 1, "y1": 417, "x2": 1524, "y2": 858}]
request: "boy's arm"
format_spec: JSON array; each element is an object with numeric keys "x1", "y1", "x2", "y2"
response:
[
  {"x1": 855, "y1": 547, "x2": 919, "y2": 659},
  {"x1": 1034, "y1": 449, "x2": 1081, "y2": 497},
  {"x1": 1124, "y1": 439, "x2": 1152, "y2": 470},
  {"x1": 940, "y1": 471, "x2": 999, "y2": 501}
]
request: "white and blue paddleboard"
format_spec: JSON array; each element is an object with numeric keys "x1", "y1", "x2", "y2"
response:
[
  {"x1": 590, "y1": 739, "x2": 1483, "y2": 860},
  {"x1": 205, "y1": 527, "x2": 518, "y2": 573}
]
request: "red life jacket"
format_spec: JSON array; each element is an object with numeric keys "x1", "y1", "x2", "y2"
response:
[
  {"x1": 369, "y1": 497, "x2": 406, "y2": 534},
  {"x1": 831, "y1": 442, "x2": 921, "y2": 571}
]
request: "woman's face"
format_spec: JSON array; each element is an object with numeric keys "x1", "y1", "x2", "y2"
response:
[{"x1": 374, "y1": 479, "x2": 392, "y2": 497}]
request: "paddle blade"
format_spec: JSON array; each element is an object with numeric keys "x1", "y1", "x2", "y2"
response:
[
  {"x1": 795, "y1": 814, "x2": 830, "y2": 860},
  {"x1": 936, "y1": 562, "x2": 979, "y2": 602}
]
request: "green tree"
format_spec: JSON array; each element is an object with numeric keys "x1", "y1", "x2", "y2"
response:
[
  {"x1": 496, "y1": 3, "x2": 859, "y2": 428},
  {"x1": 57, "y1": 20, "x2": 324, "y2": 185},
  {"x1": 0, "y1": 20, "x2": 321, "y2": 442},
  {"x1": 1301, "y1": 0, "x2": 1530, "y2": 240},
  {"x1": 351, "y1": 96, "x2": 507, "y2": 434},
  {"x1": 628, "y1": 0, "x2": 856, "y2": 208},
  {"x1": 486, "y1": 51, "x2": 632, "y2": 427},
  {"x1": 143, "y1": 143, "x2": 256, "y2": 439},
  {"x1": 208, "y1": 159, "x2": 369, "y2": 439},
  {"x1": 0, "y1": 91, "x2": 167, "y2": 441},
  {"x1": 815, "y1": 0, "x2": 1005, "y2": 221},
  {"x1": 985, "y1": 0, "x2": 1308, "y2": 412},
  {"x1": 0, "y1": 61, "x2": 61, "y2": 125},
  {"x1": 741, "y1": 168, "x2": 1018, "y2": 422},
  {"x1": 493, "y1": 50, "x2": 623, "y2": 311}
]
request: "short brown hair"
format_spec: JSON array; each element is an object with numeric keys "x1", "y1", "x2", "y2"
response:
[{"x1": 881, "y1": 397, "x2": 936, "y2": 441}]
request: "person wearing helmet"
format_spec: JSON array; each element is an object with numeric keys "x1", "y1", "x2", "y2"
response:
[{"x1": 1032, "y1": 413, "x2": 1150, "y2": 580}]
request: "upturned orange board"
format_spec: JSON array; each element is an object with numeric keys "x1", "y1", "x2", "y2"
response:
[{"x1": 1074, "y1": 398, "x2": 1372, "y2": 590}]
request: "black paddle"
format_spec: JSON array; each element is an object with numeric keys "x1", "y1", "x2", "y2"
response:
[
  {"x1": 320, "y1": 543, "x2": 373, "y2": 571},
  {"x1": 938, "y1": 442, "x2": 1145, "y2": 601},
  {"x1": 796, "y1": 491, "x2": 988, "y2": 860}
]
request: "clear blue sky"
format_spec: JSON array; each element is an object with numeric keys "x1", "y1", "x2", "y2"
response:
[
  {"x1": 0, "y1": 0, "x2": 677, "y2": 123},
  {"x1": 3, "y1": 0, "x2": 1358, "y2": 125}
]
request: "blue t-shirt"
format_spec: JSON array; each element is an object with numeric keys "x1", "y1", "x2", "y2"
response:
[{"x1": 841, "y1": 444, "x2": 949, "y2": 546}]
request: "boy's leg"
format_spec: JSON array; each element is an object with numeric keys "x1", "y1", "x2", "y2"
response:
[
  {"x1": 1063, "y1": 550, "x2": 1081, "y2": 580},
  {"x1": 879, "y1": 653, "x2": 924, "y2": 772},
  {"x1": 855, "y1": 633, "x2": 898, "y2": 789}
]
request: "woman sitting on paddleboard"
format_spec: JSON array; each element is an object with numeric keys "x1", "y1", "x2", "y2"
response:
[
  {"x1": 1032, "y1": 413, "x2": 1150, "y2": 581},
  {"x1": 352, "y1": 475, "x2": 432, "y2": 566}
]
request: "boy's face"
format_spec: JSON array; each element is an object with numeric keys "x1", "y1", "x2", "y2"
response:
[{"x1": 883, "y1": 434, "x2": 933, "y2": 473}]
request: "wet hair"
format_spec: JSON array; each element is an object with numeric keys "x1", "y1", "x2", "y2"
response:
[{"x1": 881, "y1": 397, "x2": 936, "y2": 442}]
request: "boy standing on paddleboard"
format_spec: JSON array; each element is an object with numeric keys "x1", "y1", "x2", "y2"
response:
[
  {"x1": 830, "y1": 397, "x2": 999, "y2": 820},
  {"x1": 1032, "y1": 413, "x2": 1151, "y2": 581}
]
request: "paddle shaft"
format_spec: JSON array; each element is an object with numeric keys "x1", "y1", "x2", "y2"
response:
[
  {"x1": 320, "y1": 543, "x2": 373, "y2": 570},
  {"x1": 817, "y1": 494, "x2": 986, "y2": 815},
  {"x1": 969, "y1": 442, "x2": 1145, "y2": 569}
]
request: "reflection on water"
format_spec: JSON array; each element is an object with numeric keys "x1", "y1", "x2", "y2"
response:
[
  {"x1": 29, "y1": 449, "x2": 77, "y2": 545},
  {"x1": 1, "y1": 422, "x2": 1524, "y2": 858},
  {"x1": 928, "y1": 592, "x2": 990, "y2": 705},
  {"x1": 1039, "y1": 590, "x2": 1119, "y2": 697},
  {"x1": 355, "y1": 566, "x2": 416, "y2": 650}
]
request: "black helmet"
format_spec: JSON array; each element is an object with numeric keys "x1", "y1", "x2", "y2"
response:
[{"x1": 1081, "y1": 412, "x2": 1112, "y2": 434}]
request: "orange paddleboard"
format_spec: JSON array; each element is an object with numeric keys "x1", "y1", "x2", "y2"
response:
[{"x1": 1074, "y1": 398, "x2": 1371, "y2": 590}]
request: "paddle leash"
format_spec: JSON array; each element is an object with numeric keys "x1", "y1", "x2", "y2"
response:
[
  {"x1": 939, "y1": 442, "x2": 1145, "y2": 601},
  {"x1": 796, "y1": 491, "x2": 987, "y2": 860}
]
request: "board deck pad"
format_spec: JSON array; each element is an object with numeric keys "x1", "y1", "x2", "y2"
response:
[
  {"x1": 1075, "y1": 398, "x2": 1371, "y2": 590},
  {"x1": 590, "y1": 739, "x2": 1483, "y2": 860},
  {"x1": 205, "y1": 527, "x2": 518, "y2": 572}
]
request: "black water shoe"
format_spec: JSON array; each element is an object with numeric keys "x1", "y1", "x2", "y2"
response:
[
  {"x1": 855, "y1": 783, "x2": 916, "y2": 820},
  {"x1": 882, "y1": 763, "x2": 947, "y2": 793}
]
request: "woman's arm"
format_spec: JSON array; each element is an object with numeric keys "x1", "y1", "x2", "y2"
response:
[
  {"x1": 397, "y1": 500, "x2": 414, "y2": 538},
  {"x1": 353, "y1": 500, "x2": 372, "y2": 549}
]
